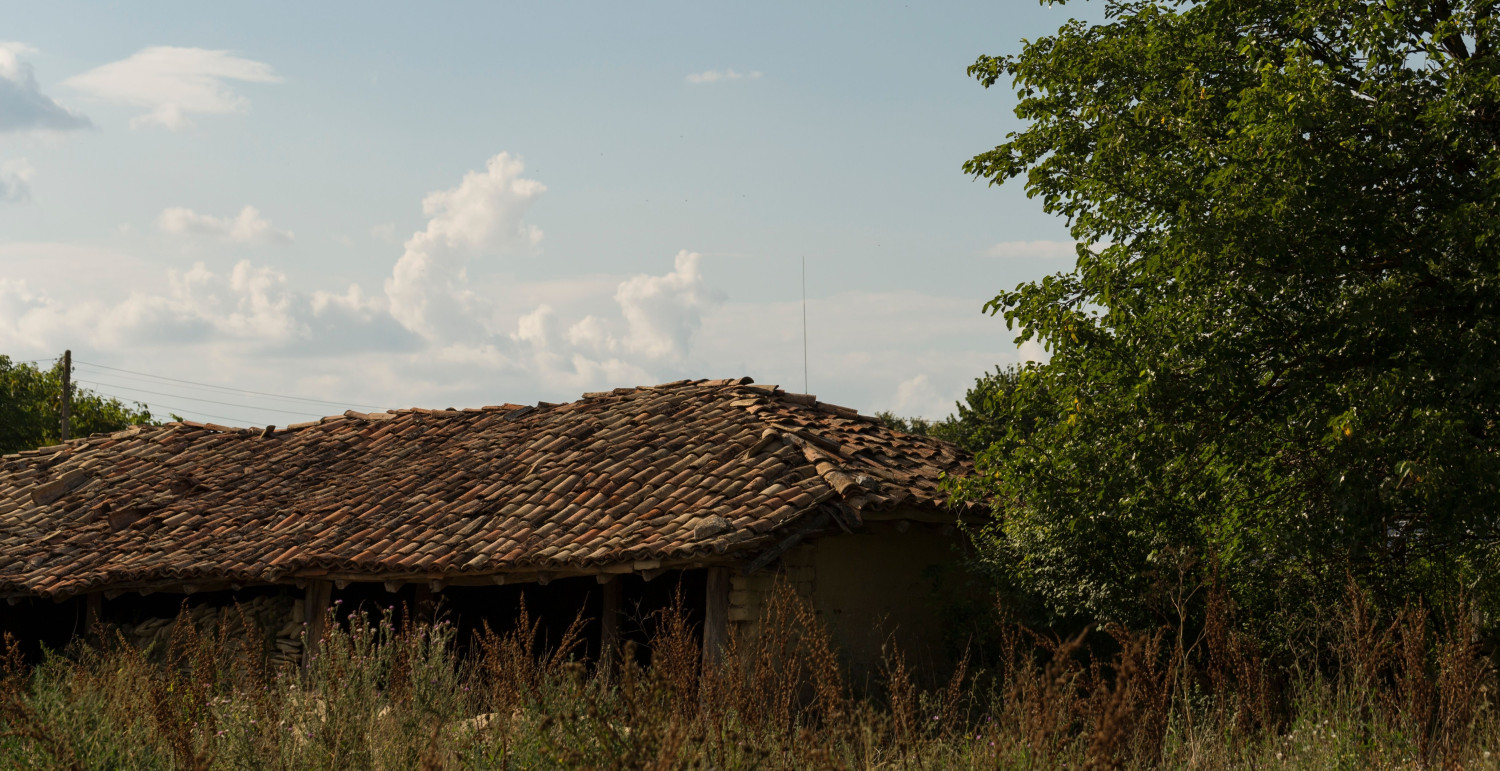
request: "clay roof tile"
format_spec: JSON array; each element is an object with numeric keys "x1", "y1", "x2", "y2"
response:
[{"x1": 0, "y1": 379, "x2": 971, "y2": 599}]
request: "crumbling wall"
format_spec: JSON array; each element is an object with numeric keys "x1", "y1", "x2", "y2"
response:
[
  {"x1": 728, "y1": 543, "x2": 815, "y2": 631},
  {"x1": 115, "y1": 594, "x2": 302, "y2": 668}
]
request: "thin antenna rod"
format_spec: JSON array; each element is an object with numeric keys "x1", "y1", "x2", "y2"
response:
[{"x1": 801, "y1": 257, "x2": 809, "y2": 394}]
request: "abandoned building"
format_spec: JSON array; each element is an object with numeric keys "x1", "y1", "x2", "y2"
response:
[{"x1": 0, "y1": 377, "x2": 974, "y2": 678}]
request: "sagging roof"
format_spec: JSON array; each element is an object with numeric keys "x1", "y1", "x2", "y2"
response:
[{"x1": 0, "y1": 377, "x2": 971, "y2": 599}]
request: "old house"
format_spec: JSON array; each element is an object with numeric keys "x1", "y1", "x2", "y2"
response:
[{"x1": 0, "y1": 377, "x2": 973, "y2": 677}]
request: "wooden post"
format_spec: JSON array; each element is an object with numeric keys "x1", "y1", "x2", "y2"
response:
[
  {"x1": 59, "y1": 350, "x2": 71, "y2": 441},
  {"x1": 600, "y1": 576, "x2": 622, "y2": 670},
  {"x1": 83, "y1": 592, "x2": 101, "y2": 636},
  {"x1": 703, "y1": 566, "x2": 730, "y2": 669},
  {"x1": 414, "y1": 583, "x2": 434, "y2": 623},
  {"x1": 302, "y1": 580, "x2": 332, "y2": 668}
]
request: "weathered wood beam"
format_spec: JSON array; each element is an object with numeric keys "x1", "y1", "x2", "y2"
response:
[
  {"x1": 703, "y1": 566, "x2": 729, "y2": 669},
  {"x1": 84, "y1": 592, "x2": 101, "y2": 636},
  {"x1": 600, "y1": 577, "x2": 623, "y2": 672},
  {"x1": 414, "y1": 583, "x2": 434, "y2": 621},
  {"x1": 302, "y1": 579, "x2": 332, "y2": 669}
]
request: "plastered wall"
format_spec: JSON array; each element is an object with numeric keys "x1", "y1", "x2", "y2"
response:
[{"x1": 729, "y1": 522, "x2": 962, "y2": 682}]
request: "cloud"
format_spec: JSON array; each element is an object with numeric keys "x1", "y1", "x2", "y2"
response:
[
  {"x1": 556, "y1": 251, "x2": 721, "y2": 367},
  {"x1": 385, "y1": 152, "x2": 546, "y2": 339},
  {"x1": 0, "y1": 243, "x2": 1031, "y2": 427},
  {"x1": 695, "y1": 290, "x2": 1034, "y2": 420},
  {"x1": 0, "y1": 159, "x2": 35, "y2": 203},
  {"x1": 64, "y1": 46, "x2": 279, "y2": 130},
  {"x1": 892, "y1": 374, "x2": 945, "y2": 419},
  {"x1": 503, "y1": 254, "x2": 719, "y2": 389},
  {"x1": 987, "y1": 240, "x2": 1077, "y2": 260},
  {"x1": 369, "y1": 223, "x2": 398, "y2": 243},
  {"x1": 614, "y1": 250, "x2": 721, "y2": 358},
  {"x1": 0, "y1": 43, "x2": 91, "y2": 132},
  {"x1": 0, "y1": 151, "x2": 1037, "y2": 428},
  {"x1": 0, "y1": 254, "x2": 417, "y2": 358},
  {"x1": 686, "y1": 69, "x2": 762, "y2": 84},
  {"x1": 157, "y1": 205, "x2": 294, "y2": 244}
]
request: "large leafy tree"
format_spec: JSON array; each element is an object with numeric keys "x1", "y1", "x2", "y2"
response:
[
  {"x1": 956, "y1": 0, "x2": 1500, "y2": 628},
  {"x1": 876, "y1": 366, "x2": 1026, "y2": 454},
  {"x1": 0, "y1": 356, "x2": 157, "y2": 455}
]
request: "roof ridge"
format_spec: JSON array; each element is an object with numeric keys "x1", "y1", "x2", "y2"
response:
[
  {"x1": 0, "y1": 371, "x2": 971, "y2": 599},
  {"x1": 713, "y1": 383, "x2": 952, "y2": 512}
]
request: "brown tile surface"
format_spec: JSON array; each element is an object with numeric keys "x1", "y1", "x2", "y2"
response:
[{"x1": 0, "y1": 377, "x2": 970, "y2": 598}]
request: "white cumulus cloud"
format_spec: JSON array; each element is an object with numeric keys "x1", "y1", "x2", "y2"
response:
[
  {"x1": 686, "y1": 69, "x2": 762, "y2": 84},
  {"x1": 892, "y1": 374, "x2": 947, "y2": 420},
  {"x1": 0, "y1": 43, "x2": 91, "y2": 132},
  {"x1": 157, "y1": 205, "x2": 294, "y2": 244},
  {"x1": 385, "y1": 152, "x2": 546, "y2": 339},
  {"x1": 64, "y1": 47, "x2": 279, "y2": 130},
  {"x1": 615, "y1": 250, "x2": 720, "y2": 359},
  {"x1": 0, "y1": 158, "x2": 35, "y2": 202},
  {"x1": 0, "y1": 150, "x2": 1042, "y2": 429},
  {"x1": 558, "y1": 252, "x2": 720, "y2": 363}
]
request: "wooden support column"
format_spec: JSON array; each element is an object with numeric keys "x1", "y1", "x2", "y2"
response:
[
  {"x1": 600, "y1": 576, "x2": 623, "y2": 670},
  {"x1": 703, "y1": 566, "x2": 730, "y2": 669},
  {"x1": 302, "y1": 580, "x2": 332, "y2": 668},
  {"x1": 83, "y1": 593, "x2": 101, "y2": 636},
  {"x1": 413, "y1": 583, "x2": 434, "y2": 623}
]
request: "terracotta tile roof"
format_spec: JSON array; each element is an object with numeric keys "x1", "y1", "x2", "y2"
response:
[{"x1": 0, "y1": 377, "x2": 970, "y2": 599}]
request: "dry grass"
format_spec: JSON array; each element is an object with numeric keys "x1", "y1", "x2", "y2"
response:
[{"x1": 0, "y1": 580, "x2": 1495, "y2": 769}]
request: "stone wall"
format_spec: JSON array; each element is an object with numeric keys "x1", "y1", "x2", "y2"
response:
[{"x1": 115, "y1": 593, "x2": 304, "y2": 668}]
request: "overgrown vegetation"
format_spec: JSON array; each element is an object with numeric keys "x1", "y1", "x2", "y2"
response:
[
  {"x1": 0, "y1": 582, "x2": 1495, "y2": 769},
  {"x1": 0, "y1": 356, "x2": 157, "y2": 455}
]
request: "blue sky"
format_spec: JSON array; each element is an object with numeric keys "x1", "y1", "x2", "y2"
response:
[{"x1": 0, "y1": 1, "x2": 1096, "y2": 426}]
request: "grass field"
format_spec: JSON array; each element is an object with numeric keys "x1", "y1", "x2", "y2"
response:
[{"x1": 0, "y1": 583, "x2": 1494, "y2": 769}]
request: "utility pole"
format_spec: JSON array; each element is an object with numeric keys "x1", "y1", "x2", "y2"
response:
[{"x1": 59, "y1": 349, "x2": 71, "y2": 441}]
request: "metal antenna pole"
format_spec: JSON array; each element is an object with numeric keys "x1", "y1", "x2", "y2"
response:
[{"x1": 801, "y1": 257, "x2": 809, "y2": 394}]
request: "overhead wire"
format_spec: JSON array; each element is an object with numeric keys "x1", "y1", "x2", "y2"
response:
[
  {"x1": 74, "y1": 365, "x2": 364, "y2": 412},
  {"x1": 83, "y1": 388, "x2": 261, "y2": 426},
  {"x1": 73, "y1": 379, "x2": 329, "y2": 418},
  {"x1": 73, "y1": 359, "x2": 385, "y2": 410}
]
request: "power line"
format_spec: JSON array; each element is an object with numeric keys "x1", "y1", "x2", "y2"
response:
[
  {"x1": 86, "y1": 389, "x2": 261, "y2": 426},
  {"x1": 75, "y1": 365, "x2": 358, "y2": 411},
  {"x1": 75, "y1": 361, "x2": 381, "y2": 410},
  {"x1": 73, "y1": 359, "x2": 384, "y2": 410},
  {"x1": 74, "y1": 379, "x2": 330, "y2": 418}
]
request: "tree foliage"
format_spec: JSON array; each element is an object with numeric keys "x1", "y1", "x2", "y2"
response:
[
  {"x1": 955, "y1": 0, "x2": 1500, "y2": 628},
  {"x1": 875, "y1": 367, "x2": 1026, "y2": 454},
  {"x1": 0, "y1": 356, "x2": 158, "y2": 455}
]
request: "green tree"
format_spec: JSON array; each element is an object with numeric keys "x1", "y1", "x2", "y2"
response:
[
  {"x1": 0, "y1": 356, "x2": 158, "y2": 455},
  {"x1": 955, "y1": 0, "x2": 1500, "y2": 629},
  {"x1": 876, "y1": 366, "x2": 1032, "y2": 455}
]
